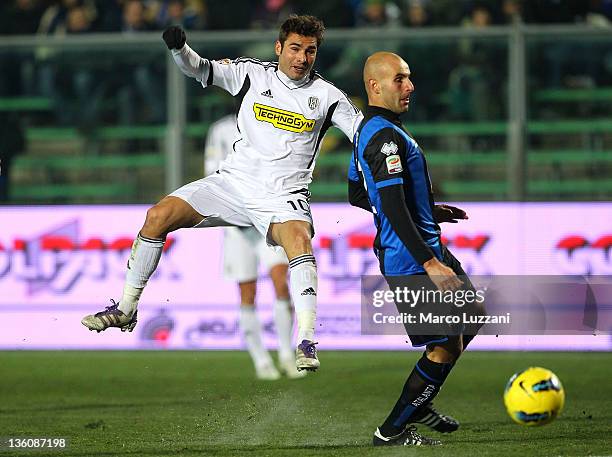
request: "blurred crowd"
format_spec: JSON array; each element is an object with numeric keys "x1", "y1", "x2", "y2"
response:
[
  {"x1": 1, "y1": 0, "x2": 611, "y2": 145},
  {"x1": 1, "y1": 0, "x2": 612, "y2": 36}
]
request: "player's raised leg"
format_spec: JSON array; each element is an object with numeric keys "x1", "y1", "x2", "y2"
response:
[
  {"x1": 81, "y1": 196, "x2": 203, "y2": 332},
  {"x1": 270, "y1": 220, "x2": 319, "y2": 371}
]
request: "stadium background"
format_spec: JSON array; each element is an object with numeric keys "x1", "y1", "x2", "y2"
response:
[
  {"x1": 1, "y1": 0, "x2": 610, "y2": 351},
  {"x1": 1, "y1": 2, "x2": 611, "y2": 456}
]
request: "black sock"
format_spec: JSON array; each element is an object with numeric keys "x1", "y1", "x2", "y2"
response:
[{"x1": 379, "y1": 353, "x2": 454, "y2": 437}]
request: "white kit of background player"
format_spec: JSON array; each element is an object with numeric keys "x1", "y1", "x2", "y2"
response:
[{"x1": 81, "y1": 17, "x2": 362, "y2": 371}]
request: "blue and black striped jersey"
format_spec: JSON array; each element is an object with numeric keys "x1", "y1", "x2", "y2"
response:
[{"x1": 349, "y1": 106, "x2": 442, "y2": 275}]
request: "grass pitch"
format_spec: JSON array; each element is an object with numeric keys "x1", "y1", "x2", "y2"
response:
[{"x1": 1, "y1": 351, "x2": 610, "y2": 456}]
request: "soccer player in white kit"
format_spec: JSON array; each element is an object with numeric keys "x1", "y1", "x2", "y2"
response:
[
  {"x1": 205, "y1": 114, "x2": 304, "y2": 380},
  {"x1": 81, "y1": 15, "x2": 363, "y2": 371}
]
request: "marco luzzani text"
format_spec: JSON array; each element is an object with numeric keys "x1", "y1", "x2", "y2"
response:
[{"x1": 370, "y1": 287, "x2": 511, "y2": 325}]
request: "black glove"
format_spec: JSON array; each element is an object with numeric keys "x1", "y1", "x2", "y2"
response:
[{"x1": 162, "y1": 26, "x2": 186, "y2": 50}]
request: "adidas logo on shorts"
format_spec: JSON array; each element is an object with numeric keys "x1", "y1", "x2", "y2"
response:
[{"x1": 301, "y1": 287, "x2": 316, "y2": 296}]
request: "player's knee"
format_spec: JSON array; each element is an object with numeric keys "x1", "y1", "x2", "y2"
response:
[
  {"x1": 239, "y1": 281, "x2": 257, "y2": 304},
  {"x1": 269, "y1": 265, "x2": 289, "y2": 293},
  {"x1": 143, "y1": 204, "x2": 173, "y2": 236},
  {"x1": 289, "y1": 229, "x2": 312, "y2": 254},
  {"x1": 271, "y1": 278, "x2": 289, "y2": 298},
  {"x1": 427, "y1": 337, "x2": 463, "y2": 363},
  {"x1": 270, "y1": 221, "x2": 312, "y2": 257},
  {"x1": 273, "y1": 281, "x2": 290, "y2": 298},
  {"x1": 143, "y1": 197, "x2": 203, "y2": 237}
]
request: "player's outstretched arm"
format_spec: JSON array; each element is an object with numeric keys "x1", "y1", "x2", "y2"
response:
[{"x1": 163, "y1": 26, "x2": 209, "y2": 82}]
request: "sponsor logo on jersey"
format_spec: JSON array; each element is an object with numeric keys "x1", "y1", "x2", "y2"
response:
[
  {"x1": 260, "y1": 89, "x2": 273, "y2": 98},
  {"x1": 386, "y1": 154, "x2": 402, "y2": 174},
  {"x1": 253, "y1": 103, "x2": 316, "y2": 133},
  {"x1": 381, "y1": 141, "x2": 398, "y2": 156},
  {"x1": 308, "y1": 96, "x2": 319, "y2": 110}
]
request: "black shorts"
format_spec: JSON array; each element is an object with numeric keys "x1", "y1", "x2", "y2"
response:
[{"x1": 384, "y1": 245, "x2": 478, "y2": 347}]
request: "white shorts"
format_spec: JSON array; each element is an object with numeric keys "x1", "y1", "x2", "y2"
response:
[
  {"x1": 169, "y1": 171, "x2": 314, "y2": 246},
  {"x1": 222, "y1": 226, "x2": 288, "y2": 282}
]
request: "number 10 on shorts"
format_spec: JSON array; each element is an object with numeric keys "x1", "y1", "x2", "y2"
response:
[{"x1": 287, "y1": 198, "x2": 311, "y2": 217}]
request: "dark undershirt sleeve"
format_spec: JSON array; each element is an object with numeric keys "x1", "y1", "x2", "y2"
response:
[
  {"x1": 379, "y1": 184, "x2": 435, "y2": 265},
  {"x1": 348, "y1": 179, "x2": 372, "y2": 212}
]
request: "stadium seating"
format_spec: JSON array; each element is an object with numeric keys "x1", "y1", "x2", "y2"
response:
[{"x1": 3, "y1": 30, "x2": 611, "y2": 204}]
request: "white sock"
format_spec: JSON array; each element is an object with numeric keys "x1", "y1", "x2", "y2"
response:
[
  {"x1": 239, "y1": 305, "x2": 273, "y2": 368},
  {"x1": 289, "y1": 255, "x2": 317, "y2": 343},
  {"x1": 118, "y1": 233, "x2": 164, "y2": 317},
  {"x1": 273, "y1": 298, "x2": 293, "y2": 361}
]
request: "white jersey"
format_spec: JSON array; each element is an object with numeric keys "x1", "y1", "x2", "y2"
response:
[
  {"x1": 173, "y1": 45, "x2": 363, "y2": 196},
  {"x1": 204, "y1": 114, "x2": 239, "y2": 176}
]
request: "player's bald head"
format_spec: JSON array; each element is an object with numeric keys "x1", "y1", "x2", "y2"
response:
[
  {"x1": 363, "y1": 51, "x2": 414, "y2": 113},
  {"x1": 363, "y1": 51, "x2": 404, "y2": 89}
]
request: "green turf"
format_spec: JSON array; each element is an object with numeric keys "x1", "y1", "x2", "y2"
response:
[{"x1": 0, "y1": 351, "x2": 609, "y2": 456}]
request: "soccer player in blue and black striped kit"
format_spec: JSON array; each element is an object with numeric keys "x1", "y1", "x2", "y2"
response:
[{"x1": 348, "y1": 51, "x2": 484, "y2": 446}]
